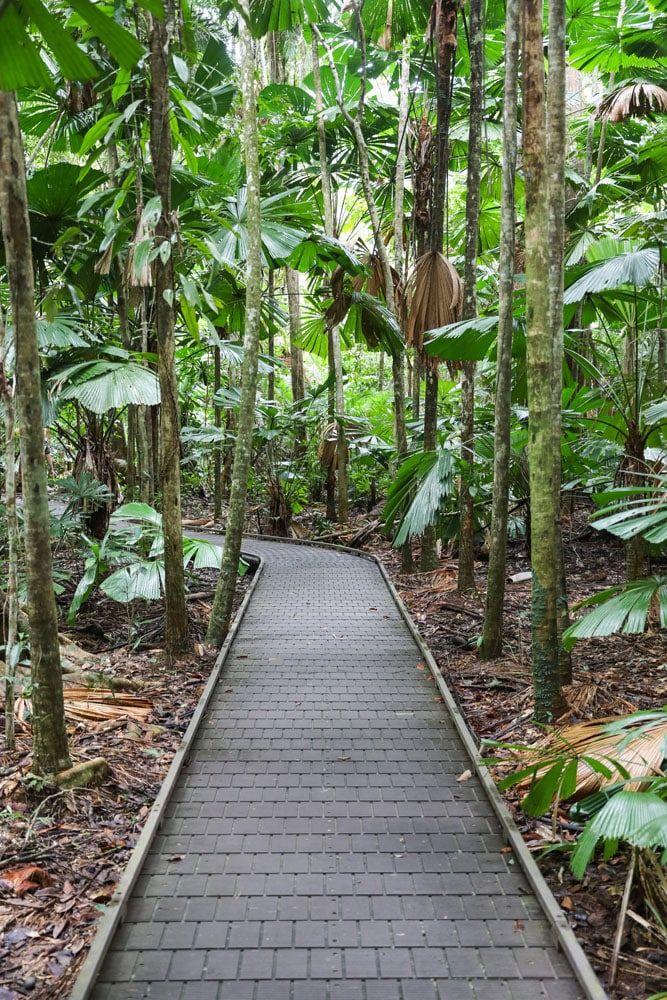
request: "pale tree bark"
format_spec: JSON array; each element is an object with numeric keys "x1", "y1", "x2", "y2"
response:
[
  {"x1": 546, "y1": 0, "x2": 572, "y2": 684},
  {"x1": 207, "y1": 2, "x2": 262, "y2": 646},
  {"x1": 0, "y1": 91, "x2": 71, "y2": 774},
  {"x1": 523, "y1": 0, "x2": 565, "y2": 721},
  {"x1": 457, "y1": 0, "x2": 484, "y2": 592},
  {"x1": 0, "y1": 303, "x2": 18, "y2": 750},
  {"x1": 311, "y1": 34, "x2": 348, "y2": 523},
  {"x1": 479, "y1": 0, "x2": 520, "y2": 660},
  {"x1": 149, "y1": 1, "x2": 189, "y2": 656}
]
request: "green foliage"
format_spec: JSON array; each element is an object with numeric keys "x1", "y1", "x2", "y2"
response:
[
  {"x1": 383, "y1": 447, "x2": 455, "y2": 546},
  {"x1": 68, "y1": 503, "x2": 247, "y2": 619},
  {"x1": 563, "y1": 577, "x2": 667, "y2": 648}
]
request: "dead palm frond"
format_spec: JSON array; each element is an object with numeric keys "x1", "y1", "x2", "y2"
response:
[
  {"x1": 406, "y1": 250, "x2": 463, "y2": 364},
  {"x1": 16, "y1": 688, "x2": 153, "y2": 725},
  {"x1": 597, "y1": 83, "x2": 667, "y2": 123},
  {"x1": 520, "y1": 713, "x2": 667, "y2": 801},
  {"x1": 318, "y1": 423, "x2": 338, "y2": 472}
]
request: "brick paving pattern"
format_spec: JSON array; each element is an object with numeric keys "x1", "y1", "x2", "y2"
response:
[{"x1": 90, "y1": 540, "x2": 583, "y2": 999}]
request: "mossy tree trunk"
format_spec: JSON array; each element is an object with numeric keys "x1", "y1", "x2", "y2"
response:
[
  {"x1": 0, "y1": 304, "x2": 19, "y2": 750},
  {"x1": 479, "y1": 0, "x2": 520, "y2": 659},
  {"x1": 149, "y1": 0, "x2": 189, "y2": 656},
  {"x1": 0, "y1": 91, "x2": 71, "y2": 775},
  {"x1": 523, "y1": 0, "x2": 566, "y2": 721},
  {"x1": 457, "y1": 0, "x2": 484, "y2": 592},
  {"x1": 546, "y1": 0, "x2": 572, "y2": 684},
  {"x1": 207, "y1": 0, "x2": 262, "y2": 647}
]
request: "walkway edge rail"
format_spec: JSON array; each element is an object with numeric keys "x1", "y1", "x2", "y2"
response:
[{"x1": 69, "y1": 553, "x2": 264, "y2": 1000}]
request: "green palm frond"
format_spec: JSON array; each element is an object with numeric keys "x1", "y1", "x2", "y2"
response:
[
  {"x1": 563, "y1": 247, "x2": 660, "y2": 303},
  {"x1": 563, "y1": 576, "x2": 667, "y2": 649},
  {"x1": 53, "y1": 358, "x2": 160, "y2": 413},
  {"x1": 383, "y1": 447, "x2": 455, "y2": 546},
  {"x1": 571, "y1": 790, "x2": 667, "y2": 879},
  {"x1": 592, "y1": 482, "x2": 667, "y2": 544}
]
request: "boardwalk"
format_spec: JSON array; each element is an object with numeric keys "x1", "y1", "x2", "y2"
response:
[{"x1": 87, "y1": 540, "x2": 584, "y2": 1000}]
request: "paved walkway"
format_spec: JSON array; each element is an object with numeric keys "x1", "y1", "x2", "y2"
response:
[{"x1": 90, "y1": 540, "x2": 583, "y2": 1000}]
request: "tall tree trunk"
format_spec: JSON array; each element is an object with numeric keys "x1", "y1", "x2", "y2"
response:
[
  {"x1": 0, "y1": 91, "x2": 71, "y2": 774},
  {"x1": 267, "y1": 269, "x2": 276, "y2": 400},
  {"x1": 420, "y1": 0, "x2": 458, "y2": 572},
  {"x1": 138, "y1": 293, "x2": 154, "y2": 503},
  {"x1": 117, "y1": 281, "x2": 137, "y2": 500},
  {"x1": 393, "y1": 35, "x2": 414, "y2": 572},
  {"x1": 207, "y1": 1, "x2": 262, "y2": 646},
  {"x1": 149, "y1": 2, "x2": 189, "y2": 656},
  {"x1": 480, "y1": 0, "x2": 520, "y2": 660},
  {"x1": 546, "y1": 0, "x2": 572, "y2": 684},
  {"x1": 523, "y1": 0, "x2": 565, "y2": 721},
  {"x1": 311, "y1": 34, "x2": 348, "y2": 523},
  {"x1": 457, "y1": 0, "x2": 484, "y2": 592},
  {"x1": 213, "y1": 343, "x2": 223, "y2": 521},
  {"x1": 0, "y1": 305, "x2": 18, "y2": 750},
  {"x1": 286, "y1": 266, "x2": 306, "y2": 449}
]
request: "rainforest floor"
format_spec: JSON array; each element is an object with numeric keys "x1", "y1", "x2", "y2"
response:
[{"x1": 0, "y1": 557, "x2": 252, "y2": 1000}]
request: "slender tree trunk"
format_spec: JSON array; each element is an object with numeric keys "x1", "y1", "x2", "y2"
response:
[
  {"x1": 658, "y1": 260, "x2": 666, "y2": 391},
  {"x1": 546, "y1": 0, "x2": 572, "y2": 684},
  {"x1": 267, "y1": 269, "x2": 275, "y2": 399},
  {"x1": 480, "y1": 0, "x2": 520, "y2": 659},
  {"x1": 213, "y1": 343, "x2": 223, "y2": 520},
  {"x1": 420, "y1": 0, "x2": 458, "y2": 572},
  {"x1": 149, "y1": 2, "x2": 189, "y2": 655},
  {"x1": 207, "y1": 2, "x2": 262, "y2": 646},
  {"x1": 117, "y1": 281, "x2": 137, "y2": 500},
  {"x1": 394, "y1": 35, "x2": 414, "y2": 572},
  {"x1": 458, "y1": 0, "x2": 484, "y2": 592},
  {"x1": 523, "y1": 0, "x2": 565, "y2": 721},
  {"x1": 0, "y1": 305, "x2": 18, "y2": 750},
  {"x1": 138, "y1": 293, "x2": 154, "y2": 503},
  {"x1": 311, "y1": 33, "x2": 348, "y2": 523},
  {"x1": 412, "y1": 352, "x2": 421, "y2": 419},
  {"x1": 286, "y1": 267, "x2": 306, "y2": 451},
  {"x1": 0, "y1": 91, "x2": 71, "y2": 774}
]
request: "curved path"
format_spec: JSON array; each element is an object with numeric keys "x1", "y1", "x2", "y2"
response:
[{"x1": 86, "y1": 539, "x2": 585, "y2": 1000}]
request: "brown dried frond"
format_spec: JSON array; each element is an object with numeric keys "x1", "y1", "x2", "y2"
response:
[
  {"x1": 519, "y1": 714, "x2": 667, "y2": 801},
  {"x1": 405, "y1": 250, "x2": 462, "y2": 360},
  {"x1": 126, "y1": 216, "x2": 153, "y2": 288},
  {"x1": 94, "y1": 244, "x2": 113, "y2": 276},
  {"x1": 318, "y1": 424, "x2": 338, "y2": 471},
  {"x1": 596, "y1": 82, "x2": 667, "y2": 123},
  {"x1": 325, "y1": 266, "x2": 350, "y2": 329}
]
